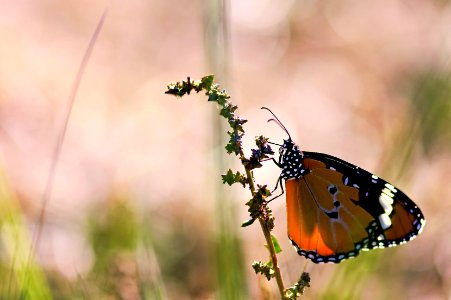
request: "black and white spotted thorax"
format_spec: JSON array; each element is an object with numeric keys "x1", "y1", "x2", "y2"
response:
[{"x1": 278, "y1": 139, "x2": 306, "y2": 179}]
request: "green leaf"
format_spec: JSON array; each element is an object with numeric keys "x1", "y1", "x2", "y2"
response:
[
  {"x1": 241, "y1": 218, "x2": 256, "y2": 227},
  {"x1": 220, "y1": 103, "x2": 238, "y2": 119},
  {"x1": 283, "y1": 272, "x2": 311, "y2": 299},
  {"x1": 221, "y1": 169, "x2": 247, "y2": 187},
  {"x1": 165, "y1": 76, "x2": 211, "y2": 97},
  {"x1": 252, "y1": 260, "x2": 275, "y2": 281},
  {"x1": 244, "y1": 185, "x2": 274, "y2": 231},
  {"x1": 208, "y1": 92, "x2": 219, "y2": 102},
  {"x1": 221, "y1": 169, "x2": 237, "y2": 185},
  {"x1": 229, "y1": 117, "x2": 247, "y2": 132},
  {"x1": 241, "y1": 156, "x2": 262, "y2": 170},
  {"x1": 200, "y1": 74, "x2": 214, "y2": 90},
  {"x1": 256, "y1": 185, "x2": 271, "y2": 198},
  {"x1": 226, "y1": 130, "x2": 243, "y2": 155},
  {"x1": 271, "y1": 234, "x2": 282, "y2": 254}
]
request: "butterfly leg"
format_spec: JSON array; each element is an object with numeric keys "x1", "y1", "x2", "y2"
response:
[
  {"x1": 267, "y1": 177, "x2": 285, "y2": 203},
  {"x1": 269, "y1": 157, "x2": 283, "y2": 193},
  {"x1": 271, "y1": 174, "x2": 281, "y2": 192},
  {"x1": 271, "y1": 157, "x2": 282, "y2": 168}
]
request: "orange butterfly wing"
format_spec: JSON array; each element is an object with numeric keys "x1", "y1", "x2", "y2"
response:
[{"x1": 286, "y1": 152, "x2": 424, "y2": 263}]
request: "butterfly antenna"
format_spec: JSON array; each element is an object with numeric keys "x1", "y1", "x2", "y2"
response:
[
  {"x1": 261, "y1": 107, "x2": 291, "y2": 139},
  {"x1": 268, "y1": 141, "x2": 282, "y2": 147}
]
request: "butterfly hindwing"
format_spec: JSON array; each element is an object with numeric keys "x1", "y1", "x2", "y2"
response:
[{"x1": 285, "y1": 151, "x2": 425, "y2": 263}]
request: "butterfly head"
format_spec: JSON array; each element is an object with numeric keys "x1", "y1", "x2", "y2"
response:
[
  {"x1": 279, "y1": 138, "x2": 295, "y2": 160},
  {"x1": 261, "y1": 107, "x2": 305, "y2": 179}
]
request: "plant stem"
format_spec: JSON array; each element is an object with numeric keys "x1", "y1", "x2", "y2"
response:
[
  {"x1": 244, "y1": 167, "x2": 285, "y2": 297},
  {"x1": 165, "y1": 76, "x2": 291, "y2": 298}
]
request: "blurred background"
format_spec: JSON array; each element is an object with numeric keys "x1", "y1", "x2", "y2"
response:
[{"x1": 0, "y1": 0, "x2": 450, "y2": 299}]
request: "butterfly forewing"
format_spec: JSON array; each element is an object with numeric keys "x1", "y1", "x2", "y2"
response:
[{"x1": 285, "y1": 151, "x2": 425, "y2": 263}]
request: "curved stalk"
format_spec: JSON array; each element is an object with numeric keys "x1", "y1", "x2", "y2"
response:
[{"x1": 243, "y1": 165, "x2": 285, "y2": 297}]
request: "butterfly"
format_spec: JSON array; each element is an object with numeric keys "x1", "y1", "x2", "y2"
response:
[{"x1": 262, "y1": 107, "x2": 425, "y2": 263}]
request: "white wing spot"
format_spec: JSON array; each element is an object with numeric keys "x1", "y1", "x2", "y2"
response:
[
  {"x1": 379, "y1": 194, "x2": 394, "y2": 215},
  {"x1": 385, "y1": 183, "x2": 397, "y2": 193},
  {"x1": 378, "y1": 214, "x2": 392, "y2": 230},
  {"x1": 382, "y1": 187, "x2": 395, "y2": 198}
]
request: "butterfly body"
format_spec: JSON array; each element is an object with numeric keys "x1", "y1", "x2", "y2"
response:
[{"x1": 276, "y1": 138, "x2": 425, "y2": 263}]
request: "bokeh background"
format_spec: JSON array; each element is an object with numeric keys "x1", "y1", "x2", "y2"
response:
[{"x1": 0, "y1": 0, "x2": 450, "y2": 299}]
